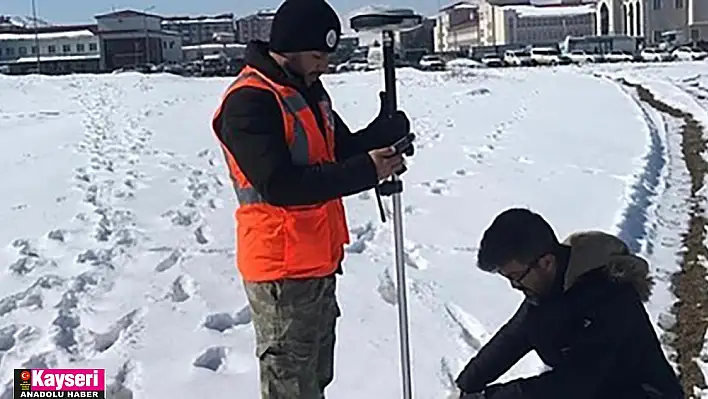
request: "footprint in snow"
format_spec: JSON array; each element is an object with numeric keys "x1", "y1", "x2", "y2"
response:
[
  {"x1": 203, "y1": 305, "x2": 252, "y2": 333},
  {"x1": 194, "y1": 226, "x2": 209, "y2": 245},
  {"x1": 47, "y1": 229, "x2": 67, "y2": 242},
  {"x1": 91, "y1": 308, "x2": 143, "y2": 353},
  {"x1": 404, "y1": 242, "x2": 429, "y2": 270},
  {"x1": 345, "y1": 222, "x2": 376, "y2": 254},
  {"x1": 105, "y1": 362, "x2": 134, "y2": 399},
  {"x1": 421, "y1": 178, "x2": 450, "y2": 195},
  {"x1": 155, "y1": 248, "x2": 184, "y2": 273},
  {"x1": 166, "y1": 275, "x2": 195, "y2": 302},
  {"x1": 162, "y1": 208, "x2": 200, "y2": 227},
  {"x1": 8, "y1": 256, "x2": 57, "y2": 276},
  {"x1": 194, "y1": 346, "x2": 228, "y2": 371},
  {"x1": 466, "y1": 151, "x2": 484, "y2": 163},
  {"x1": 377, "y1": 268, "x2": 398, "y2": 306}
]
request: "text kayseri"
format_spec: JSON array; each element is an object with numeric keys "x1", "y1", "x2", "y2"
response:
[{"x1": 31, "y1": 370, "x2": 101, "y2": 390}]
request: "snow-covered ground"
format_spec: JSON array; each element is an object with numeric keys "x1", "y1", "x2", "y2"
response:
[{"x1": 1, "y1": 61, "x2": 707, "y2": 398}]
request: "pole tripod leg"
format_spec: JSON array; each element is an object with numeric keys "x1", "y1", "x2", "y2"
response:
[
  {"x1": 393, "y1": 187, "x2": 412, "y2": 399},
  {"x1": 349, "y1": 11, "x2": 423, "y2": 397},
  {"x1": 381, "y1": 29, "x2": 412, "y2": 399}
]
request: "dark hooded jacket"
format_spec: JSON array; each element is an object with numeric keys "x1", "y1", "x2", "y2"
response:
[
  {"x1": 455, "y1": 231, "x2": 684, "y2": 399},
  {"x1": 215, "y1": 41, "x2": 405, "y2": 207}
]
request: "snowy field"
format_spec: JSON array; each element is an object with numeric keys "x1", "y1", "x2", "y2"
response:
[{"x1": 1, "y1": 61, "x2": 707, "y2": 398}]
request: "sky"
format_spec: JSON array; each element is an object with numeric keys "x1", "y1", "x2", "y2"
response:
[{"x1": 2, "y1": 0, "x2": 446, "y2": 25}]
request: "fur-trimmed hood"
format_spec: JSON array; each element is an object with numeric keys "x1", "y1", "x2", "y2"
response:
[{"x1": 561, "y1": 231, "x2": 654, "y2": 302}]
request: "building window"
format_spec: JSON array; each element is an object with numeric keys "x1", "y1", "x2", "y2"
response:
[
  {"x1": 6, "y1": 47, "x2": 14, "y2": 56},
  {"x1": 170, "y1": 41, "x2": 175, "y2": 48},
  {"x1": 31, "y1": 46, "x2": 37, "y2": 54},
  {"x1": 19, "y1": 47, "x2": 27, "y2": 55},
  {"x1": 507, "y1": 17, "x2": 515, "y2": 42},
  {"x1": 675, "y1": 0, "x2": 683, "y2": 7},
  {"x1": 62, "y1": 44, "x2": 71, "y2": 53},
  {"x1": 653, "y1": 0, "x2": 661, "y2": 9},
  {"x1": 691, "y1": 28, "x2": 699, "y2": 40},
  {"x1": 77, "y1": 43, "x2": 85, "y2": 52},
  {"x1": 89, "y1": 43, "x2": 97, "y2": 51},
  {"x1": 48, "y1": 45, "x2": 56, "y2": 53}
]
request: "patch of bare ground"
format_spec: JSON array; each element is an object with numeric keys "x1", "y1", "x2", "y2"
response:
[{"x1": 621, "y1": 79, "x2": 708, "y2": 397}]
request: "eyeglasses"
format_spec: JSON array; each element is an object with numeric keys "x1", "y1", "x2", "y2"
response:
[
  {"x1": 509, "y1": 266, "x2": 534, "y2": 286},
  {"x1": 498, "y1": 254, "x2": 545, "y2": 286}
]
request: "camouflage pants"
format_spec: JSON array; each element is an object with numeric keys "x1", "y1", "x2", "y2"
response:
[{"x1": 244, "y1": 276, "x2": 340, "y2": 399}]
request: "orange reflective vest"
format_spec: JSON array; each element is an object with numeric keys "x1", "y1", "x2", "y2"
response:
[{"x1": 211, "y1": 65, "x2": 350, "y2": 282}]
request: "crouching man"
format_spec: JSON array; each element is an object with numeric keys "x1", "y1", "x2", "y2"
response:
[{"x1": 452, "y1": 208, "x2": 684, "y2": 399}]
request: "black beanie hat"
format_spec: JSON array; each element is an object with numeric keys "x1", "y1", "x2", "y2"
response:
[{"x1": 269, "y1": 0, "x2": 342, "y2": 54}]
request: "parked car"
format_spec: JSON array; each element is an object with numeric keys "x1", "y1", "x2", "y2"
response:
[
  {"x1": 558, "y1": 54, "x2": 573, "y2": 65},
  {"x1": 335, "y1": 58, "x2": 370, "y2": 73},
  {"x1": 671, "y1": 46, "x2": 708, "y2": 61},
  {"x1": 503, "y1": 49, "x2": 532, "y2": 66},
  {"x1": 640, "y1": 47, "x2": 672, "y2": 62},
  {"x1": 564, "y1": 49, "x2": 597, "y2": 64},
  {"x1": 446, "y1": 58, "x2": 483, "y2": 70},
  {"x1": 530, "y1": 47, "x2": 561, "y2": 66},
  {"x1": 418, "y1": 55, "x2": 446, "y2": 71},
  {"x1": 604, "y1": 50, "x2": 634, "y2": 63},
  {"x1": 481, "y1": 53, "x2": 504, "y2": 68}
]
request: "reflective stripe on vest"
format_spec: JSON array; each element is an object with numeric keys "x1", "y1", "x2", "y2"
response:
[{"x1": 224, "y1": 70, "x2": 326, "y2": 206}]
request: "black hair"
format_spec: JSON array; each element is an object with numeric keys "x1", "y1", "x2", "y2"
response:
[{"x1": 477, "y1": 208, "x2": 559, "y2": 272}]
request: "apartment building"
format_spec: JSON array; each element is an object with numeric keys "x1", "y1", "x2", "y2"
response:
[
  {"x1": 597, "y1": 0, "x2": 708, "y2": 43},
  {"x1": 0, "y1": 26, "x2": 100, "y2": 74},
  {"x1": 235, "y1": 10, "x2": 275, "y2": 43},
  {"x1": 486, "y1": 3, "x2": 596, "y2": 46},
  {"x1": 402, "y1": 17, "x2": 436, "y2": 55},
  {"x1": 434, "y1": 0, "x2": 596, "y2": 51},
  {"x1": 94, "y1": 9, "x2": 182, "y2": 70},
  {"x1": 161, "y1": 14, "x2": 236, "y2": 45},
  {"x1": 434, "y1": 1, "x2": 481, "y2": 53}
]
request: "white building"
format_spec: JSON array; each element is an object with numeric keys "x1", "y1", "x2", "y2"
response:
[
  {"x1": 484, "y1": 3, "x2": 596, "y2": 46},
  {"x1": 597, "y1": 0, "x2": 708, "y2": 43},
  {"x1": 161, "y1": 14, "x2": 236, "y2": 46},
  {"x1": 235, "y1": 10, "x2": 275, "y2": 43},
  {"x1": 434, "y1": 1, "x2": 481, "y2": 53},
  {"x1": 0, "y1": 27, "x2": 100, "y2": 74},
  {"x1": 434, "y1": 0, "x2": 596, "y2": 51}
]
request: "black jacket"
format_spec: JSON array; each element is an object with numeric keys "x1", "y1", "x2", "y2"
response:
[
  {"x1": 214, "y1": 41, "x2": 403, "y2": 207},
  {"x1": 456, "y1": 232, "x2": 684, "y2": 399}
]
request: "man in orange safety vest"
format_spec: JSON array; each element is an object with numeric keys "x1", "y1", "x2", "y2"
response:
[{"x1": 211, "y1": 0, "x2": 414, "y2": 397}]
